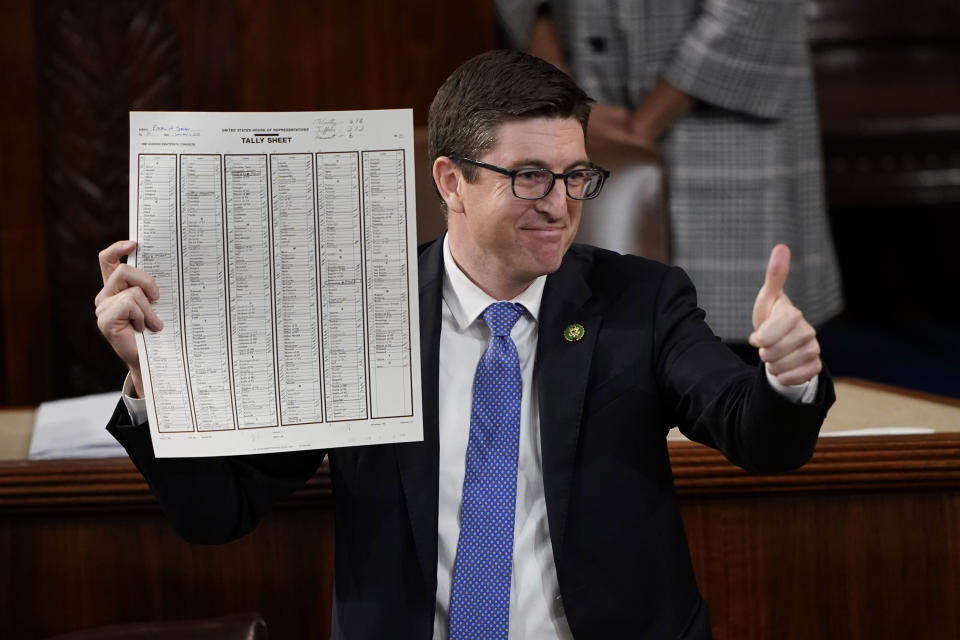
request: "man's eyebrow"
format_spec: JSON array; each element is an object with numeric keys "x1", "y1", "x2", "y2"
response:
[{"x1": 508, "y1": 158, "x2": 594, "y2": 172}]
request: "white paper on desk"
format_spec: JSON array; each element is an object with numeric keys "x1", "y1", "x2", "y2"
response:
[
  {"x1": 820, "y1": 426, "x2": 936, "y2": 437},
  {"x1": 29, "y1": 392, "x2": 127, "y2": 459},
  {"x1": 129, "y1": 110, "x2": 422, "y2": 457}
]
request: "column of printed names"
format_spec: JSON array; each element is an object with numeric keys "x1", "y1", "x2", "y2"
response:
[
  {"x1": 137, "y1": 155, "x2": 194, "y2": 432},
  {"x1": 317, "y1": 152, "x2": 368, "y2": 421},
  {"x1": 181, "y1": 155, "x2": 235, "y2": 431},
  {"x1": 225, "y1": 155, "x2": 279, "y2": 428},
  {"x1": 362, "y1": 150, "x2": 413, "y2": 418},
  {"x1": 272, "y1": 153, "x2": 324, "y2": 425}
]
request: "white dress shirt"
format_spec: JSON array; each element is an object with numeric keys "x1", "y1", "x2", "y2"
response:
[{"x1": 433, "y1": 236, "x2": 574, "y2": 639}]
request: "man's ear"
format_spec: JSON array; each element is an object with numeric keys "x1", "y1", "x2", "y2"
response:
[{"x1": 433, "y1": 156, "x2": 465, "y2": 215}]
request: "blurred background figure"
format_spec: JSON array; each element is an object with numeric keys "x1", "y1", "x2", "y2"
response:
[{"x1": 497, "y1": 0, "x2": 844, "y2": 358}]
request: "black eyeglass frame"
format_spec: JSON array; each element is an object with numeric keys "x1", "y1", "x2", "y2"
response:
[{"x1": 448, "y1": 155, "x2": 610, "y2": 201}]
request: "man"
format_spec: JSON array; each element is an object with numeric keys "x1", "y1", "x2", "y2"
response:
[{"x1": 96, "y1": 50, "x2": 833, "y2": 639}]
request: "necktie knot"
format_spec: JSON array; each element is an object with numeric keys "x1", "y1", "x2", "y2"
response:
[{"x1": 482, "y1": 302, "x2": 524, "y2": 338}]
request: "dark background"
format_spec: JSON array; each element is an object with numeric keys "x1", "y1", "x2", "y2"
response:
[{"x1": 1, "y1": 0, "x2": 958, "y2": 406}]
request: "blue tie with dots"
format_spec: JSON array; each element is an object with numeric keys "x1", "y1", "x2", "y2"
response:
[{"x1": 448, "y1": 301, "x2": 525, "y2": 640}]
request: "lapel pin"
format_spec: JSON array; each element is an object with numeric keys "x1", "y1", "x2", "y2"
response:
[{"x1": 563, "y1": 323, "x2": 585, "y2": 342}]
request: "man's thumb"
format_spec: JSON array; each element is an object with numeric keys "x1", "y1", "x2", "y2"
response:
[{"x1": 752, "y1": 244, "x2": 791, "y2": 330}]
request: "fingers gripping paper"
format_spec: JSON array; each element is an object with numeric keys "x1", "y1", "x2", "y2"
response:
[{"x1": 129, "y1": 110, "x2": 422, "y2": 457}]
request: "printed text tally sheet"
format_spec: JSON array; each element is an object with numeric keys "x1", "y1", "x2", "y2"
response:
[{"x1": 129, "y1": 110, "x2": 422, "y2": 457}]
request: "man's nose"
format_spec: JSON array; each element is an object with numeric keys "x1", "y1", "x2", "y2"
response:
[{"x1": 535, "y1": 176, "x2": 568, "y2": 218}]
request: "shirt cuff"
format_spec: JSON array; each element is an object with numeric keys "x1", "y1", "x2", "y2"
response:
[
  {"x1": 765, "y1": 366, "x2": 819, "y2": 405},
  {"x1": 121, "y1": 373, "x2": 149, "y2": 425}
]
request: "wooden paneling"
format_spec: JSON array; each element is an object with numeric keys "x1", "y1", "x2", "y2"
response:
[
  {"x1": 1, "y1": 0, "x2": 495, "y2": 404},
  {"x1": 0, "y1": 458, "x2": 334, "y2": 638},
  {"x1": 684, "y1": 491, "x2": 960, "y2": 639},
  {"x1": 2, "y1": 435, "x2": 959, "y2": 639},
  {"x1": 809, "y1": 0, "x2": 960, "y2": 44},
  {"x1": 36, "y1": 0, "x2": 185, "y2": 399},
  {"x1": 673, "y1": 433, "x2": 960, "y2": 639},
  {"x1": 810, "y1": 0, "x2": 960, "y2": 206},
  {"x1": 807, "y1": 0, "x2": 960, "y2": 389},
  {"x1": 164, "y1": 0, "x2": 495, "y2": 116},
  {"x1": 0, "y1": 508, "x2": 336, "y2": 639},
  {"x1": 0, "y1": 1, "x2": 48, "y2": 405}
]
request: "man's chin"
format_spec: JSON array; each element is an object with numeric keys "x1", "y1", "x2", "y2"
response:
[
  {"x1": 522, "y1": 253, "x2": 566, "y2": 279},
  {"x1": 520, "y1": 236, "x2": 572, "y2": 265}
]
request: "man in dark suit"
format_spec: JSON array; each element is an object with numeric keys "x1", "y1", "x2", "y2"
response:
[{"x1": 96, "y1": 50, "x2": 833, "y2": 639}]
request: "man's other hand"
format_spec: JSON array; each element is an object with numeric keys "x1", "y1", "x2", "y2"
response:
[
  {"x1": 749, "y1": 244, "x2": 822, "y2": 386},
  {"x1": 94, "y1": 240, "x2": 162, "y2": 397}
]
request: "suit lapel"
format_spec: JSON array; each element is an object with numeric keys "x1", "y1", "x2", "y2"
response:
[
  {"x1": 536, "y1": 249, "x2": 597, "y2": 558},
  {"x1": 396, "y1": 239, "x2": 444, "y2": 591}
]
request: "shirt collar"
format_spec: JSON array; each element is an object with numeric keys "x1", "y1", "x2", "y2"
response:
[{"x1": 441, "y1": 234, "x2": 546, "y2": 331}]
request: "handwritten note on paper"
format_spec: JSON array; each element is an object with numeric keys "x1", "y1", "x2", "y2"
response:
[{"x1": 129, "y1": 110, "x2": 422, "y2": 458}]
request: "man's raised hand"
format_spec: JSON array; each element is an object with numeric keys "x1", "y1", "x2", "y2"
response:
[
  {"x1": 749, "y1": 244, "x2": 822, "y2": 386},
  {"x1": 94, "y1": 240, "x2": 162, "y2": 396}
]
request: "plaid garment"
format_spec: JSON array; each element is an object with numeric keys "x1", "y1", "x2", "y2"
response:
[{"x1": 498, "y1": 0, "x2": 843, "y2": 341}]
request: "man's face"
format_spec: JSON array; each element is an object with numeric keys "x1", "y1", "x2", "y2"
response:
[{"x1": 446, "y1": 117, "x2": 587, "y2": 298}]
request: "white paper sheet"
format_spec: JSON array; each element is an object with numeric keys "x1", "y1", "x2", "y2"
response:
[
  {"x1": 819, "y1": 426, "x2": 936, "y2": 437},
  {"x1": 29, "y1": 392, "x2": 127, "y2": 459},
  {"x1": 129, "y1": 110, "x2": 422, "y2": 457}
]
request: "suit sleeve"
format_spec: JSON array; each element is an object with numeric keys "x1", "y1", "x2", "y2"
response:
[
  {"x1": 653, "y1": 265, "x2": 835, "y2": 473},
  {"x1": 107, "y1": 400, "x2": 326, "y2": 544},
  {"x1": 661, "y1": 0, "x2": 811, "y2": 120}
]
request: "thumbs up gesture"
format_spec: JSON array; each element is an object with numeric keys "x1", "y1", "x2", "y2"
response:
[{"x1": 749, "y1": 244, "x2": 822, "y2": 386}]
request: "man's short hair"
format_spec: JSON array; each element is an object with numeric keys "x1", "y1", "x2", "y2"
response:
[{"x1": 428, "y1": 49, "x2": 593, "y2": 187}]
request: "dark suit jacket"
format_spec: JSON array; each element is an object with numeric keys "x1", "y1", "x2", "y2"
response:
[{"x1": 109, "y1": 239, "x2": 834, "y2": 639}]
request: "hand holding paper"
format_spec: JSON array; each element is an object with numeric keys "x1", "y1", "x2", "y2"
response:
[{"x1": 94, "y1": 239, "x2": 162, "y2": 397}]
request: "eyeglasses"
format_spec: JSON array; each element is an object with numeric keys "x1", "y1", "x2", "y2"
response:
[{"x1": 448, "y1": 156, "x2": 610, "y2": 201}]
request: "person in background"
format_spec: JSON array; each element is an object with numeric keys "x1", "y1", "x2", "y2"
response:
[{"x1": 497, "y1": 0, "x2": 844, "y2": 361}]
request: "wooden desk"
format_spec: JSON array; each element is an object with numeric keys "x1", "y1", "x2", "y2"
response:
[
  {"x1": 1, "y1": 381, "x2": 958, "y2": 638},
  {"x1": 670, "y1": 380, "x2": 960, "y2": 638}
]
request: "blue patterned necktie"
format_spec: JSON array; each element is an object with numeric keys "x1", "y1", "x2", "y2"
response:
[{"x1": 448, "y1": 301, "x2": 525, "y2": 640}]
